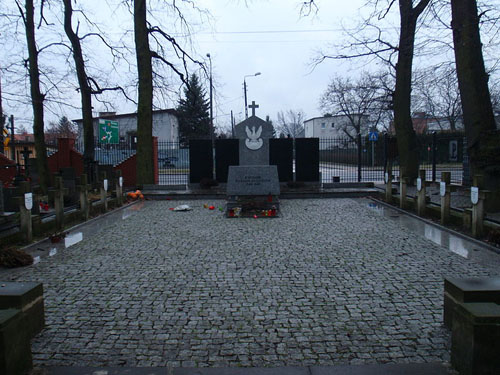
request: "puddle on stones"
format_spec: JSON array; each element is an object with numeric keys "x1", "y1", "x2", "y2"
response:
[
  {"x1": 65, "y1": 232, "x2": 83, "y2": 248},
  {"x1": 366, "y1": 201, "x2": 472, "y2": 259}
]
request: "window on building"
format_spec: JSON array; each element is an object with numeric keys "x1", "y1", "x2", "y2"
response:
[
  {"x1": 331, "y1": 123, "x2": 335, "y2": 128},
  {"x1": 321, "y1": 123, "x2": 326, "y2": 129}
]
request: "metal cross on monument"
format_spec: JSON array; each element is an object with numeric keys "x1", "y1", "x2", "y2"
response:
[{"x1": 249, "y1": 101, "x2": 259, "y2": 117}]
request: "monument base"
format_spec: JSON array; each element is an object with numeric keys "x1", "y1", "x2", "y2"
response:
[
  {"x1": 226, "y1": 165, "x2": 281, "y2": 218},
  {"x1": 226, "y1": 195, "x2": 280, "y2": 218}
]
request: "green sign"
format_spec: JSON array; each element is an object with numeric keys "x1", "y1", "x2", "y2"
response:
[{"x1": 99, "y1": 120, "x2": 119, "y2": 144}]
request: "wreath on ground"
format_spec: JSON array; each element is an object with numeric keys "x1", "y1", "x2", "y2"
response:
[{"x1": 0, "y1": 248, "x2": 34, "y2": 268}]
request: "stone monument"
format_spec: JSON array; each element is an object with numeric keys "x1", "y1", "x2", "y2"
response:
[{"x1": 226, "y1": 101, "x2": 280, "y2": 217}]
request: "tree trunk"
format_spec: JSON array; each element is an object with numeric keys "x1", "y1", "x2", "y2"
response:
[
  {"x1": 24, "y1": 0, "x2": 50, "y2": 193},
  {"x1": 134, "y1": 0, "x2": 154, "y2": 186},
  {"x1": 451, "y1": 0, "x2": 499, "y2": 190},
  {"x1": 392, "y1": 0, "x2": 429, "y2": 181},
  {"x1": 63, "y1": 0, "x2": 95, "y2": 181},
  {"x1": 0, "y1": 74, "x2": 5, "y2": 154}
]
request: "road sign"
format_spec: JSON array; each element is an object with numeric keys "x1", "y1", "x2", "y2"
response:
[
  {"x1": 99, "y1": 120, "x2": 119, "y2": 144},
  {"x1": 368, "y1": 131, "x2": 378, "y2": 141}
]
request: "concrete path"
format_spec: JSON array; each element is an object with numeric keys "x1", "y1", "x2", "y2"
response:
[{"x1": 7, "y1": 199, "x2": 498, "y2": 369}]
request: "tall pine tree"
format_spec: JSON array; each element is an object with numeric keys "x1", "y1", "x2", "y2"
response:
[{"x1": 177, "y1": 74, "x2": 210, "y2": 145}]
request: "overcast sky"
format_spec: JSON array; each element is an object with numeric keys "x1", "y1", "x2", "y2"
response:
[{"x1": 2, "y1": 0, "x2": 497, "y2": 133}]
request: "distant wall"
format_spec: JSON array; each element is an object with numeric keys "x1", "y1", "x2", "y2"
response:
[{"x1": 47, "y1": 138, "x2": 84, "y2": 176}]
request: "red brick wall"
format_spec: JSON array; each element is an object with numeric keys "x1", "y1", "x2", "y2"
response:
[
  {"x1": 0, "y1": 153, "x2": 17, "y2": 186},
  {"x1": 114, "y1": 154, "x2": 137, "y2": 188},
  {"x1": 47, "y1": 138, "x2": 84, "y2": 176}
]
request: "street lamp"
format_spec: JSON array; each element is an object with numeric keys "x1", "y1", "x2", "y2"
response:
[
  {"x1": 206, "y1": 53, "x2": 214, "y2": 141},
  {"x1": 243, "y1": 72, "x2": 261, "y2": 119}
]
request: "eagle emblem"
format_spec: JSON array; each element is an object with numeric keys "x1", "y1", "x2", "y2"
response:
[{"x1": 245, "y1": 125, "x2": 263, "y2": 150}]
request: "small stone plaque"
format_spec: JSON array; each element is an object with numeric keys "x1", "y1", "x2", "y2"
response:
[
  {"x1": 24, "y1": 193, "x2": 33, "y2": 210},
  {"x1": 471, "y1": 186, "x2": 479, "y2": 205},
  {"x1": 417, "y1": 178, "x2": 422, "y2": 192},
  {"x1": 227, "y1": 165, "x2": 280, "y2": 196},
  {"x1": 440, "y1": 182, "x2": 446, "y2": 197}
]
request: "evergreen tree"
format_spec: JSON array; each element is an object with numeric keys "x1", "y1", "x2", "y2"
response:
[{"x1": 177, "y1": 74, "x2": 210, "y2": 145}]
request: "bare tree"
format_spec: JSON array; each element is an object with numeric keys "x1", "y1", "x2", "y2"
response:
[
  {"x1": 62, "y1": 0, "x2": 134, "y2": 182},
  {"x1": 0, "y1": 71, "x2": 5, "y2": 154},
  {"x1": 133, "y1": 0, "x2": 154, "y2": 185},
  {"x1": 132, "y1": 0, "x2": 206, "y2": 185},
  {"x1": 320, "y1": 71, "x2": 392, "y2": 139},
  {"x1": 393, "y1": 0, "x2": 431, "y2": 180},
  {"x1": 16, "y1": 0, "x2": 51, "y2": 193},
  {"x1": 451, "y1": 0, "x2": 498, "y2": 190},
  {"x1": 413, "y1": 65, "x2": 462, "y2": 131},
  {"x1": 276, "y1": 110, "x2": 305, "y2": 138}
]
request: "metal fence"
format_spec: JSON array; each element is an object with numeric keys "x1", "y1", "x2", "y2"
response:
[
  {"x1": 157, "y1": 141, "x2": 189, "y2": 186},
  {"x1": 65, "y1": 133, "x2": 468, "y2": 187},
  {"x1": 73, "y1": 138, "x2": 136, "y2": 166},
  {"x1": 319, "y1": 133, "x2": 467, "y2": 185}
]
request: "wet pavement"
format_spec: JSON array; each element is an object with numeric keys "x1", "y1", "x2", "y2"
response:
[
  {"x1": 3, "y1": 198, "x2": 498, "y2": 370},
  {"x1": 1, "y1": 202, "x2": 145, "y2": 276},
  {"x1": 365, "y1": 199, "x2": 500, "y2": 270}
]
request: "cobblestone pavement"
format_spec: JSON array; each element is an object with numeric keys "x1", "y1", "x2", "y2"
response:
[{"x1": 7, "y1": 199, "x2": 499, "y2": 368}]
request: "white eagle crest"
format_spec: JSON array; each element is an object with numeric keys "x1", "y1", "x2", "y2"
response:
[{"x1": 245, "y1": 125, "x2": 263, "y2": 150}]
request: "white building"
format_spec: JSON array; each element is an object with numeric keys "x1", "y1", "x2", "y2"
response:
[
  {"x1": 74, "y1": 109, "x2": 179, "y2": 145},
  {"x1": 304, "y1": 115, "x2": 370, "y2": 148}
]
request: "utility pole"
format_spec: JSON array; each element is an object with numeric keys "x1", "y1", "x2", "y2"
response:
[
  {"x1": 231, "y1": 110, "x2": 234, "y2": 138},
  {"x1": 10, "y1": 115, "x2": 15, "y2": 161},
  {"x1": 243, "y1": 72, "x2": 261, "y2": 119},
  {"x1": 206, "y1": 53, "x2": 214, "y2": 142},
  {"x1": 244, "y1": 80, "x2": 248, "y2": 119}
]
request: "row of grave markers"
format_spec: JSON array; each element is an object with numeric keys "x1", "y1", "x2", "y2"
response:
[
  {"x1": 385, "y1": 171, "x2": 487, "y2": 238},
  {"x1": 18, "y1": 170, "x2": 124, "y2": 243}
]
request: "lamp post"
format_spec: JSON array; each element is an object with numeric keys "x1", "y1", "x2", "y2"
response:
[
  {"x1": 243, "y1": 72, "x2": 261, "y2": 119},
  {"x1": 206, "y1": 53, "x2": 214, "y2": 141}
]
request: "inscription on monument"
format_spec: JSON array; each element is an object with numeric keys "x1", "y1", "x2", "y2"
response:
[{"x1": 227, "y1": 166, "x2": 280, "y2": 196}]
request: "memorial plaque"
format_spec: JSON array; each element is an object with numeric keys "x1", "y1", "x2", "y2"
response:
[
  {"x1": 189, "y1": 139, "x2": 213, "y2": 183},
  {"x1": 227, "y1": 166, "x2": 280, "y2": 196},
  {"x1": 295, "y1": 138, "x2": 319, "y2": 182},
  {"x1": 215, "y1": 139, "x2": 239, "y2": 183},
  {"x1": 471, "y1": 186, "x2": 479, "y2": 205},
  {"x1": 440, "y1": 182, "x2": 446, "y2": 197},
  {"x1": 269, "y1": 138, "x2": 293, "y2": 182},
  {"x1": 417, "y1": 178, "x2": 422, "y2": 192},
  {"x1": 24, "y1": 193, "x2": 33, "y2": 210}
]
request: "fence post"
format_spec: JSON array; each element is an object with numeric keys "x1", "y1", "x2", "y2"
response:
[
  {"x1": 18, "y1": 181, "x2": 33, "y2": 243},
  {"x1": 440, "y1": 172, "x2": 451, "y2": 225},
  {"x1": 417, "y1": 169, "x2": 427, "y2": 216},
  {"x1": 50, "y1": 176, "x2": 68, "y2": 230},
  {"x1": 115, "y1": 169, "x2": 123, "y2": 207},
  {"x1": 77, "y1": 174, "x2": 90, "y2": 221},
  {"x1": 357, "y1": 133, "x2": 362, "y2": 182},
  {"x1": 383, "y1": 133, "x2": 388, "y2": 177},
  {"x1": 100, "y1": 171, "x2": 108, "y2": 212},
  {"x1": 432, "y1": 132, "x2": 437, "y2": 182}
]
